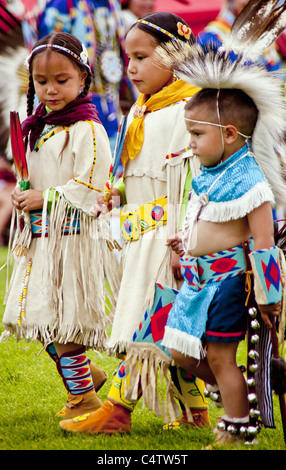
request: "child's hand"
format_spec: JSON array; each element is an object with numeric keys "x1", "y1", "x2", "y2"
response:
[
  {"x1": 171, "y1": 251, "x2": 183, "y2": 280},
  {"x1": 257, "y1": 302, "x2": 281, "y2": 329},
  {"x1": 166, "y1": 232, "x2": 184, "y2": 256},
  {"x1": 90, "y1": 194, "x2": 110, "y2": 217},
  {"x1": 11, "y1": 185, "x2": 22, "y2": 208},
  {"x1": 90, "y1": 188, "x2": 122, "y2": 218},
  {"x1": 11, "y1": 187, "x2": 43, "y2": 211}
]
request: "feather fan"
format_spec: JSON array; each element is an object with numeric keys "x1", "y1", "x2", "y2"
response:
[{"x1": 10, "y1": 111, "x2": 29, "y2": 186}]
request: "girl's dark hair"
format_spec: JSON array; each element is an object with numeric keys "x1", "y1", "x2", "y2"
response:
[
  {"x1": 129, "y1": 11, "x2": 195, "y2": 46},
  {"x1": 26, "y1": 32, "x2": 92, "y2": 116}
]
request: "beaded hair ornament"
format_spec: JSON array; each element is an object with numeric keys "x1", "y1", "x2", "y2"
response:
[
  {"x1": 25, "y1": 42, "x2": 90, "y2": 70},
  {"x1": 154, "y1": 0, "x2": 286, "y2": 203},
  {"x1": 137, "y1": 18, "x2": 193, "y2": 43}
]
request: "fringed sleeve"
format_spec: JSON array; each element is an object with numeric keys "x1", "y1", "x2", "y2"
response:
[{"x1": 2, "y1": 120, "x2": 121, "y2": 349}]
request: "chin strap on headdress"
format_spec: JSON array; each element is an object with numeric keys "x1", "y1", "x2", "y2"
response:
[{"x1": 184, "y1": 118, "x2": 251, "y2": 140}]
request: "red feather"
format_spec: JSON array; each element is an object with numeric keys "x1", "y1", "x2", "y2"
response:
[{"x1": 10, "y1": 111, "x2": 28, "y2": 181}]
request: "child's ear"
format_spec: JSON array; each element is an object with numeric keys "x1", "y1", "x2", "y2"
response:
[
  {"x1": 80, "y1": 71, "x2": 88, "y2": 86},
  {"x1": 224, "y1": 125, "x2": 238, "y2": 143}
]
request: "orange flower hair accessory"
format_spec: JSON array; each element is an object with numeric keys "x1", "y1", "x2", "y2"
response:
[{"x1": 177, "y1": 22, "x2": 192, "y2": 40}]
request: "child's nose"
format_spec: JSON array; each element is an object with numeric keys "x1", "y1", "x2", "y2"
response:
[
  {"x1": 190, "y1": 137, "x2": 196, "y2": 148},
  {"x1": 128, "y1": 59, "x2": 136, "y2": 74},
  {"x1": 47, "y1": 82, "x2": 57, "y2": 93}
]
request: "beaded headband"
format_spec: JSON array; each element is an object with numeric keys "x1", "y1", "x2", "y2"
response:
[
  {"x1": 185, "y1": 118, "x2": 251, "y2": 139},
  {"x1": 136, "y1": 19, "x2": 192, "y2": 42},
  {"x1": 26, "y1": 43, "x2": 90, "y2": 70}
]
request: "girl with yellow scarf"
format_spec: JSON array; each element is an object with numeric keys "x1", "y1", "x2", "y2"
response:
[{"x1": 60, "y1": 12, "x2": 209, "y2": 435}]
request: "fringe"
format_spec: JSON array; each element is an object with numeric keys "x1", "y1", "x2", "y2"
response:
[
  {"x1": 199, "y1": 182, "x2": 274, "y2": 223},
  {"x1": 164, "y1": 150, "x2": 200, "y2": 238},
  {"x1": 165, "y1": 154, "x2": 186, "y2": 238},
  {"x1": 0, "y1": 321, "x2": 107, "y2": 349},
  {"x1": 11, "y1": 209, "x2": 32, "y2": 257},
  {"x1": 2, "y1": 189, "x2": 121, "y2": 350},
  {"x1": 162, "y1": 326, "x2": 206, "y2": 361},
  {"x1": 97, "y1": 215, "x2": 123, "y2": 314},
  {"x1": 124, "y1": 342, "x2": 181, "y2": 423},
  {"x1": 40, "y1": 191, "x2": 120, "y2": 330}
]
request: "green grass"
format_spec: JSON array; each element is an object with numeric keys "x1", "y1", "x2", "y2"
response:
[{"x1": 0, "y1": 246, "x2": 285, "y2": 451}]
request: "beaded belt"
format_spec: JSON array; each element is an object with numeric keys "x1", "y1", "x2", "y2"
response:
[
  {"x1": 181, "y1": 243, "x2": 249, "y2": 291},
  {"x1": 120, "y1": 195, "x2": 167, "y2": 241},
  {"x1": 30, "y1": 210, "x2": 80, "y2": 238}
]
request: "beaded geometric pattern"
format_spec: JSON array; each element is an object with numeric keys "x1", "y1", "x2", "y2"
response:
[
  {"x1": 120, "y1": 196, "x2": 167, "y2": 241},
  {"x1": 30, "y1": 210, "x2": 80, "y2": 237},
  {"x1": 261, "y1": 255, "x2": 280, "y2": 292},
  {"x1": 181, "y1": 245, "x2": 246, "y2": 290},
  {"x1": 60, "y1": 353, "x2": 94, "y2": 394},
  {"x1": 131, "y1": 283, "x2": 178, "y2": 357},
  {"x1": 250, "y1": 247, "x2": 282, "y2": 304}
]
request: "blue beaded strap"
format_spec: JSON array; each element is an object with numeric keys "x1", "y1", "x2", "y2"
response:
[
  {"x1": 180, "y1": 243, "x2": 247, "y2": 291},
  {"x1": 30, "y1": 209, "x2": 80, "y2": 237}
]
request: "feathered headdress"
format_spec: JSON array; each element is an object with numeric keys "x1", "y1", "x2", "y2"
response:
[{"x1": 155, "y1": 0, "x2": 286, "y2": 202}]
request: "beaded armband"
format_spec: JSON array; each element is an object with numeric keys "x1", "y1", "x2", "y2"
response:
[{"x1": 249, "y1": 246, "x2": 282, "y2": 305}]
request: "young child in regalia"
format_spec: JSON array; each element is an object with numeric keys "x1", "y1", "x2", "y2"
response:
[
  {"x1": 1, "y1": 32, "x2": 115, "y2": 419},
  {"x1": 159, "y1": 0, "x2": 286, "y2": 448},
  {"x1": 60, "y1": 12, "x2": 210, "y2": 434}
]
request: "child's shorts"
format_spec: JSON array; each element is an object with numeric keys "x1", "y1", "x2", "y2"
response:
[{"x1": 204, "y1": 274, "x2": 247, "y2": 343}]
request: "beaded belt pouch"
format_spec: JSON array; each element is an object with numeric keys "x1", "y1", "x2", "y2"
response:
[
  {"x1": 181, "y1": 243, "x2": 249, "y2": 291},
  {"x1": 120, "y1": 195, "x2": 167, "y2": 241},
  {"x1": 30, "y1": 210, "x2": 80, "y2": 238}
]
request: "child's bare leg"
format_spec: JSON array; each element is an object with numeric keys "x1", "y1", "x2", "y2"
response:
[
  {"x1": 169, "y1": 348, "x2": 217, "y2": 386},
  {"x1": 207, "y1": 341, "x2": 248, "y2": 418},
  {"x1": 170, "y1": 343, "x2": 248, "y2": 418}
]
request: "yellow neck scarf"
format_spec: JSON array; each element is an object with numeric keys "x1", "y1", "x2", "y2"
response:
[{"x1": 121, "y1": 79, "x2": 200, "y2": 165}]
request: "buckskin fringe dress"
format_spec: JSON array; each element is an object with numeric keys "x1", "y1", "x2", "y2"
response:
[
  {"x1": 106, "y1": 81, "x2": 201, "y2": 420},
  {"x1": 108, "y1": 97, "x2": 198, "y2": 353},
  {"x1": 1, "y1": 120, "x2": 114, "y2": 350}
]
